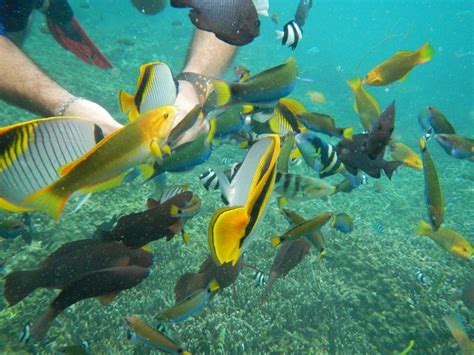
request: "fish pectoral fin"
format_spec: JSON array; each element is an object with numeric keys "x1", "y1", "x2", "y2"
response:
[
  {"x1": 150, "y1": 140, "x2": 163, "y2": 160},
  {"x1": 162, "y1": 144, "x2": 172, "y2": 156},
  {"x1": 98, "y1": 291, "x2": 120, "y2": 306},
  {"x1": 209, "y1": 206, "x2": 249, "y2": 266},
  {"x1": 79, "y1": 174, "x2": 125, "y2": 194},
  {"x1": 115, "y1": 256, "x2": 131, "y2": 267}
]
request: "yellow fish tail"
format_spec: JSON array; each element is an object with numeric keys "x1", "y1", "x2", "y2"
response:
[
  {"x1": 209, "y1": 279, "x2": 220, "y2": 292},
  {"x1": 208, "y1": 206, "x2": 249, "y2": 266},
  {"x1": 271, "y1": 236, "x2": 282, "y2": 247},
  {"x1": 346, "y1": 76, "x2": 362, "y2": 91},
  {"x1": 212, "y1": 80, "x2": 232, "y2": 107},
  {"x1": 0, "y1": 197, "x2": 34, "y2": 213},
  {"x1": 24, "y1": 185, "x2": 69, "y2": 221},
  {"x1": 416, "y1": 220, "x2": 432, "y2": 236},
  {"x1": 342, "y1": 127, "x2": 353, "y2": 140},
  {"x1": 417, "y1": 42, "x2": 435, "y2": 64}
]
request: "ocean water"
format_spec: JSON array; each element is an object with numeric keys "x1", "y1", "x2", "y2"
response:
[{"x1": 0, "y1": 0, "x2": 473, "y2": 354}]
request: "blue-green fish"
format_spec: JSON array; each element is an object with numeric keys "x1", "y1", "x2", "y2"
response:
[{"x1": 158, "y1": 279, "x2": 220, "y2": 323}]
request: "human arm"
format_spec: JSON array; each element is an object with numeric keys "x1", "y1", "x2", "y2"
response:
[
  {"x1": 173, "y1": 29, "x2": 236, "y2": 143},
  {"x1": 0, "y1": 36, "x2": 121, "y2": 134}
]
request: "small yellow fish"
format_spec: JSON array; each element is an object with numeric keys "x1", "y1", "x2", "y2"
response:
[
  {"x1": 307, "y1": 91, "x2": 326, "y2": 105},
  {"x1": 119, "y1": 62, "x2": 177, "y2": 121},
  {"x1": 416, "y1": 220, "x2": 473, "y2": 259},
  {"x1": 24, "y1": 106, "x2": 176, "y2": 220},
  {"x1": 444, "y1": 313, "x2": 474, "y2": 355},
  {"x1": 364, "y1": 42, "x2": 435, "y2": 86},
  {"x1": 390, "y1": 142, "x2": 423, "y2": 170},
  {"x1": 346, "y1": 76, "x2": 381, "y2": 131}
]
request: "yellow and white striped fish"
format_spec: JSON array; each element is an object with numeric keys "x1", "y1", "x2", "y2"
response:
[
  {"x1": 24, "y1": 106, "x2": 176, "y2": 220},
  {"x1": 0, "y1": 117, "x2": 103, "y2": 212},
  {"x1": 119, "y1": 62, "x2": 178, "y2": 121},
  {"x1": 208, "y1": 134, "x2": 280, "y2": 266}
]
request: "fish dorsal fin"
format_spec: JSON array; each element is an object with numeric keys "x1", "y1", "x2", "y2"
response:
[
  {"x1": 159, "y1": 185, "x2": 189, "y2": 203},
  {"x1": 99, "y1": 291, "x2": 120, "y2": 306}
]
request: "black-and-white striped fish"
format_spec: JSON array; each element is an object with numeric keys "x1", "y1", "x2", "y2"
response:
[
  {"x1": 159, "y1": 185, "x2": 189, "y2": 203},
  {"x1": 252, "y1": 271, "x2": 267, "y2": 287},
  {"x1": 276, "y1": 20, "x2": 303, "y2": 50},
  {"x1": 274, "y1": 171, "x2": 335, "y2": 201},
  {"x1": 0, "y1": 118, "x2": 103, "y2": 213},
  {"x1": 199, "y1": 163, "x2": 242, "y2": 192}
]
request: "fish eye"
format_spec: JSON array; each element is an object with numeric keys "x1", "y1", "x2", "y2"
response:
[{"x1": 164, "y1": 113, "x2": 169, "y2": 119}]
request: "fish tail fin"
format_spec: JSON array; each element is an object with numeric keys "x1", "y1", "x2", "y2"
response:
[
  {"x1": 260, "y1": 272, "x2": 277, "y2": 304},
  {"x1": 271, "y1": 236, "x2": 282, "y2": 248},
  {"x1": 119, "y1": 90, "x2": 134, "y2": 112},
  {"x1": 417, "y1": 42, "x2": 435, "y2": 64},
  {"x1": 4, "y1": 270, "x2": 41, "y2": 306},
  {"x1": 212, "y1": 80, "x2": 232, "y2": 107},
  {"x1": 383, "y1": 161, "x2": 402, "y2": 180},
  {"x1": 346, "y1": 76, "x2": 362, "y2": 91},
  {"x1": 416, "y1": 220, "x2": 432, "y2": 236},
  {"x1": 275, "y1": 30, "x2": 284, "y2": 40},
  {"x1": 30, "y1": 307, "x2": 58, "y2": 341},
  {"x1": 342, "y1": 127, "x2": 353, "y2": 140},
  {"x1": 24, "y1": 185, "x2": 69, "y2": 221},
  {"x1": 209, "y1": 279, "x2": 220, "y2": 292}
]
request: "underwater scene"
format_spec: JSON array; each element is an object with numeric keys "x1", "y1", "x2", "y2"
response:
[{"x1": 0, "y1": 0, "x2": 473, "y2": 354}]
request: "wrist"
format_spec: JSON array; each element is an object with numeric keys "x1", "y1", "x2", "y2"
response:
[
  {"x1": 55, "y1": 96, "x2": 85, "y2": 116},
  {"x1": 176, "y1": 73, "x2": 212, "y2": 104}
]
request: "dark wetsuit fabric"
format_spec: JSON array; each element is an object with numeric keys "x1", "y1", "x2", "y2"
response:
[{"x1": 0, "y1": 0, "x2": 37, "y2": 34}]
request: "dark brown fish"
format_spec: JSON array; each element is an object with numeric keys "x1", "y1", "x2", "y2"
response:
[
  {"x1": 30, "y1": 266, "x2": 149, "y2": 341},
  {"x1": 336, "y1": 134, "x2": 402, "y2": 179},
  {"x1": 366, "y1": 101, "x2": 395, "y2": 160},
  {"x1": 171, "y1": 0, "x2": 260, "y2": 46},
  {"x1": 4, "y1": 239, "x2": 152, "y2": 306},
  {"x1": 98, "y1": 192, "x2": 196, "y2": 248},
  {"x1": 174, "y1": 255, "x2": 242, "y2": 302},
  {"x1": 261, "y1": 238, "x2": 310, "y2": 303}
]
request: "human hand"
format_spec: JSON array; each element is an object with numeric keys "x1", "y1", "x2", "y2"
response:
[
  {"x1": 64, "y1": 98, "x2": 123, "y2": 136},
  {"x1": 172, "y1": 80, "x2": 209, "y2": 146}
]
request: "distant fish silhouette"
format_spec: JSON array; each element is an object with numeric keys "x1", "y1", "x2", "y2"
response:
[{"x1": 372, "y1": 222, "x2": 385, "y2": 234}]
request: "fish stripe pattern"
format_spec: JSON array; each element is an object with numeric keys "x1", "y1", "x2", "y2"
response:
[{"x1": 0, "y1": 118, "x2": 103, "y2": 209}]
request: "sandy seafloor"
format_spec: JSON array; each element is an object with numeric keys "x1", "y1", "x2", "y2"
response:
[{"x1": 0, "y1": 0, "x2": 473, "y2": 354}]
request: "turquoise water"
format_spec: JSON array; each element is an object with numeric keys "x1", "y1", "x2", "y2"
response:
[{"x1": 0, "y1": 0, "x2": 473, "y2": 353}]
